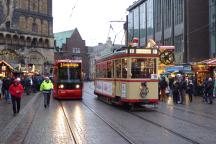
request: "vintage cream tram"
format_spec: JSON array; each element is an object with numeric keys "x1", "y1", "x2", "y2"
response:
[{"x1": 94, "y1": 47, "x2": 159, "y2": 108}]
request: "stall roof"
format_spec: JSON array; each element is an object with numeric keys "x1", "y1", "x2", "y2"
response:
[
  {"x1": 0, "y1": 60, "x2": 14, "y2": 70},
  {"x1": 199, "y1": 58, "x2": 216, "y2": 65}
]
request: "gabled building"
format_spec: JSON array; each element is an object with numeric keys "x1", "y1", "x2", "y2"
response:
[{"x1": 54, "y1": 28, "x2": 89, "y2": 79}]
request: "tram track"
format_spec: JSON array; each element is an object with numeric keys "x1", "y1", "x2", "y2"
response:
[
  {"x1": 59, "y1": 101, "x2": 79, "y2": 144},
  {"x1": 87, "y1": 82, "x2": 216, "y2": 122},
  {"x1": 83, "y1": 86, "x2": 201, "y2": 144},
  {"x1": 81, "y1": 100, "x2": 136, "y2": 144}
]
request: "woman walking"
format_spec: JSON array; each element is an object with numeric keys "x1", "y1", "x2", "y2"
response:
[{"x1": 9, "y1": 79, "x2": 24, "y2": 116}]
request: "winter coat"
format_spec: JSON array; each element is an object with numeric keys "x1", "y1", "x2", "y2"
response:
[
  {"x1": 206, "y1": 81, "x2": 214, "y2": 95},
  {"x1": 40, "y1": 80, "x2": 53, "y2": 92},
  {"x1": 9, "y1": 83, "x2": 24, "y2": 98},
  {"x1": 159, "y1": 79, "x2": 168, "y2": 90}
]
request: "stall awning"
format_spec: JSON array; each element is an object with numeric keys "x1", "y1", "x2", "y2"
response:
[
  {"x1": 0, "y1": 60, "x2": 14, "y2": 70},
  {"x1": 199, "y1": 58, "x2": 216, "y2": 65}
]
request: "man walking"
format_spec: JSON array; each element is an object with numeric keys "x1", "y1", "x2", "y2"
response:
[
  {"x1": 40, "y1": 77, "x2": 53, "y2": 108},
  {"x1": 9, "y1": 79, "x2": 24, "y2": 116}
]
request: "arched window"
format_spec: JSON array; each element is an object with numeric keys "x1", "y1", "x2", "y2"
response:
[
  {"x1": 19, "y1": 16, "x2": 26, "y2": 32},
  {"x1": 0, "y1": 34, "x2": 5, "y2": 44},
  {"x1": 5, "y1": 34, "x2": 12, "y2": 44},
  {"x1": 12, "y1": 35, "x2": 19, "y2": 45},
  {"x1": 42, "y1": 20, "x2": 48, "y2": 36},
  {"x1": 35, "y1": 18, "x2": 42, "y2": 34},
  {"x1": 27, "y1": 17, "x2": 33, "y2": 32},
  {"x1": 20, "y1": 0, "x2": 28, "y2": 10},
  {"x1": 32, "y1": 22, "x2": 38, "y2": 33},
  {"x1": 30, "y1": 0, "x2": 38, "y2": 12},
  {"x1": 44, "y1": 39, "x2": 49, "y2": 47},
  {"x1": 39, "y1": 0, "x2": 47, "y2": 14}
]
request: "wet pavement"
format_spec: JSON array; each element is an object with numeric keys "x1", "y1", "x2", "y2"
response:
[{"x1": 1, "y1": 82, "x2": 216, "y2": 144}]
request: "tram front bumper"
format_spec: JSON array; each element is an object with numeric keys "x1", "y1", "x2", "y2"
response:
[{"x1": 57, "y1": 89, "x2": 82, "y2": 99}]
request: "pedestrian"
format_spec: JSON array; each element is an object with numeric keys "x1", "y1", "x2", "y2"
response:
[
  {"x1": 40, "y1": 77, "x2": 53, "y2": 108},
  {"x1": 172, "y1": 77, "x2": 180, "y2": 104},
  {"x1": 179, "y1": 76, "x2": 187, "y2": 104},
  {"x1": 0, "y1": 77, "x2": 3, "y2": 99},
  {"x1": 187, "y1": 80, "x2": 194, "y2": 102},
  {"x1": 203, "y1": 77, "x2": 209, "y2": 103},
  {"x1": 159, "y1": 76, "x2": 168, "y2": 102},
  {"x1": 9, "y1": 78, "x2": 24, "y2": 116},
  {"x1": 3, "y1": 77, "x2": 12, "y2": 103},
  {"x1": 206, "y1": 77, "x2": 214, "y2": 104}
]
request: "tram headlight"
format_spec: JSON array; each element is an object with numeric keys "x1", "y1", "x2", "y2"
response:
[
  {"x1": 58, "y1": 84, "x2": 64, "y2": 89},
  {"x1": 76, "y1": 84, "x2": 80, "y2": 89}
]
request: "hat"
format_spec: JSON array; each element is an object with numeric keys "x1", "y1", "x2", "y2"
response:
[
  {"x1": 16, "y1": 77, "x2": 21, "y2": 82},
  {"x1": 44, "y1": 76, "x2": 49, "y2": 80},
  {"x1": 14, "y1": 79, "x2": 20, "y2": 83}
]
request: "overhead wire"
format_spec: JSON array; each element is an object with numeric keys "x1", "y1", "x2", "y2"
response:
[{"x1": 69, "y1": 0, "x2": 80, "y2": 18}]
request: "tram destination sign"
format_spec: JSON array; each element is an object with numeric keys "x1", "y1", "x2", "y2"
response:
[{"x1": 58, "y1": 63, "x2": 80, "y2": 68}]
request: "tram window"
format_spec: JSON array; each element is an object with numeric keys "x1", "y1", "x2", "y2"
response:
[
  {"x1": 122, "y1": 59, "x2": 127, "y2": 78},
  {"x1": 102, "y1": 62, "x2": 107, "y2": 78},
  {"x1": 131, "y1": 58, "x2": 156, "y2": 78},
  {"x1": 107, "y1": 61, "x2": 112, "y2": 78},
  {"x1": 115, "y1": 59, "x2": 122, "y2": 78}
]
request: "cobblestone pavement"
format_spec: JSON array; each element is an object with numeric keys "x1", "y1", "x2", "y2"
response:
[
  {"x1": 1, "y1": 82, "x2": 216, "y2": 144},
  {"x1": 0, "y1": 92, "x2": 37, "y2": 130}
]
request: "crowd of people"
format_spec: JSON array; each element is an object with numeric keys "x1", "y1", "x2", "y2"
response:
[
  {"x1": 0, "y1": 74, "x2": 53, "y2": 116},
  {"x1": 159, "y1": 74, "x2": 215, "y2": 104}
]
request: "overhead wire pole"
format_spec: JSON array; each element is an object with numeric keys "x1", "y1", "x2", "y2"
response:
[{"x1": 109, "y1": 21, "x2": 126, "y2": 46}]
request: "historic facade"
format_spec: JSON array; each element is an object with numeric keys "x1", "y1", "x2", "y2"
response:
[{"x1": 0, "y1": 0, "x2": 54, "y2": 74}]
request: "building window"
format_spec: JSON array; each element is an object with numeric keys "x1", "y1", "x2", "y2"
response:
[
  {"x1": 155, "y1": 0, "x2": 162, "y2": 32},
  {"x1": 174, "y1": 34, "x2": 183, "y2": 53},
  {"x1": 140, "y1": 3, "x2": 146, "y2": 46},
  {"x1": 72, "y1": 48, "x2": 80, "y2": 53},
  {"x1": 134, "y1": 7, "x2": 139, "y2": 39},
  {"x1": 128, "y1": 12, "x2": 134, "y2": 43},
  {"x1": 147, "y1": 0, "x2": 154, "y2": 38}
]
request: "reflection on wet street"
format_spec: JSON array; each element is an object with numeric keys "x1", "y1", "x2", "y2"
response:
[{"x1": 1, "y1": 82, "x2": 216, "y2": 144}]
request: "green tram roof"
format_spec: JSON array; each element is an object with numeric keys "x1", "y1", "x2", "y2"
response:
[{"x1": 96, "y1": 48, "x2": 159, "y2": 63}]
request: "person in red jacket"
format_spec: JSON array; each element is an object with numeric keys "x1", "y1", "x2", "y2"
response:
[{"x1": 9, "y1": 78, "x2": 24, "y2": 116}]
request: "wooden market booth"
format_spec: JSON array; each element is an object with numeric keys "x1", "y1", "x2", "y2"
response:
[{"x1": 0, "y1": 60, "x2": 15, "y2": 78}]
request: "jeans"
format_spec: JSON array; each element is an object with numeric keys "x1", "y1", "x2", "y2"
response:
[
  {"x1": 5, "y1": 90, "x2": 11, "y2": 102},
  {"x1": 43, "y1": 92, "x2": 51, "y2": 107},
  {"x1": 11, "y1": 96, "x2": 21, "y2": 114}
]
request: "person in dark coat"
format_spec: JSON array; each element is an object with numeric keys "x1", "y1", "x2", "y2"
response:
[
  {"x1": 187, "y1": 80, "x2": 194, "y2": 102},
  {"x1": 206, "y1": 77, "x2": 214, "y2": 104},
  {"x1": 172, "y1": 78, "x2": 180, "y2": 104},
  {"x1": 3, "y1": 77, "x2": 12, "y2": 103},
  {"x1": 179, "y1": 76, "x2": 187, "y2": 104},
  {"x1": 159, "y1": 77, "x2": 168, "y2": 102}
]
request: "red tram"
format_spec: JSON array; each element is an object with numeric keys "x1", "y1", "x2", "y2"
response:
[{"x1": 53, "y1": 59, "x2": 83, "y2": 99}]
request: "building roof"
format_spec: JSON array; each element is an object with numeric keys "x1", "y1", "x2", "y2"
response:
[
  {"x1": 54, "y1": 30, "x2": 74, "y2": 48},
  {"x1": 199, "y1": 58, "x2": 216, "y2": 65},
  {"x1": 127, "y1": 0, "x2": 146, "y2": 11}
]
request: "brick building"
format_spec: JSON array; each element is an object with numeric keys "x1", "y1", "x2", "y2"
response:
[
  {"x1": 54, "y1": 28, "x2": 89, "y2": 79},
  {"x1": 0, "y1": 0, "x2": 54, "y2": 75}
]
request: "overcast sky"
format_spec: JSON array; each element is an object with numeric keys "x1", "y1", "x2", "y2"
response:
[{"x1": 53, "y1": 0, "x2": 134, "y2": 46}]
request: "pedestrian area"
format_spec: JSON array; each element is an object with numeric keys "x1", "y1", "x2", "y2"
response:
[{"x1": 0, "y1": 91, "x2": 216, "y2": 144}]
